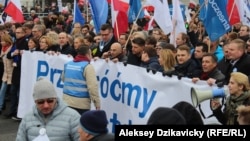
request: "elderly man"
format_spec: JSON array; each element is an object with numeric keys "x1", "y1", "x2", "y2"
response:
[
  {"x1": 58, "y1": 32, "x2": 74, "y2": 56},
  {"x1": 16, "y1": 77, "x2": 80, "y2": 141},
  {"x1": 102, "y1": 42, "x2": 127, "y2": 62}
]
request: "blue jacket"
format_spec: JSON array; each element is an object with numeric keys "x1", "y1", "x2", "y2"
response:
[{"x1": 16, "y1": 99, "x2": 80, "y2": 141}]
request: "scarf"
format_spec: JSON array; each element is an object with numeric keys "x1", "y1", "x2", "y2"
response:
[
  {"x1": 226, "y1": 91, "x2": 250, "y2": 125},
  {"x1": 2, "y1": 45, "x2": 9, "y2": 52},
  {"x1": 200, "y1": 72, "x2": 209, "y2": 80},
  {"x1": 74, "y1": 55, "x2": 90, "y2": 62}
]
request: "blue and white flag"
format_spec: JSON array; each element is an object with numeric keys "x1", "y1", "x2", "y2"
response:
[{"x1": 199, "y1": 0, "x2": 231, "y2": 41}]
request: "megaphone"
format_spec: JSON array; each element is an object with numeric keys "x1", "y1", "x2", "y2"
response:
[{"x1": 191, "y1": 87, "x2": 229, "y2": 107}]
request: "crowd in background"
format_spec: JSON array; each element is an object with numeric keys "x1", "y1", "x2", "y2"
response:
[{"x1": 0, "y1": 1, "x2": 249, "y2": 133}]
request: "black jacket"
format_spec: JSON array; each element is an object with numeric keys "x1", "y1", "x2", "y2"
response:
[{"x1": 174, "y1": 59, "x2": 202, "y2": 78}]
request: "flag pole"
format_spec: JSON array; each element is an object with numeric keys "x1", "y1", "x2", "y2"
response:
[
  {"x1": 190, "y1": 1, "x2": 206, "y2": 21},
  {"x1": 86, "y1": 1, "x2": 89, "y2": 23},
  {"x1": 228, "y1": 0, "x2": 236, "y2": 33},
  {"x1": 124, "y1": 6, "x2": 144, "y2": 49},
  {"x1": 115, "y1": 20, "x2": 120, "y2": 39},
  {"x1": 228, "y1": 1, "x2": 235, "y2": 22}
]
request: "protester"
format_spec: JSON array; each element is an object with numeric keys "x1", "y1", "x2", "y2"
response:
[
  {"x1": 174, "y1": 45, "x2": 201, "y2": 78},
  {"x1": 5, "y1": 27, "x2": 29, "y2": 120},
  {"x1": 172, "y1": 101, "x2": 204, "y2": 125},
  {"x1": 158, "y1": 49, "x2": 176, "y2": 74},
  {"x1": 16, "y1": 77, "x2": 80, "y2": 141},
  {"x1": 147, "y1": 107, "x2": 186, "y2": 125},
  {"x1": 236, "y1": 105, "x2": 250, "y2": 125},
  {"x1": 192, "y1": 53, "x2": 225, "y2": 86},
  {"x1": 102, "y1": 42, "x2": 127, "y2": 62},
  {"x1": 0, "y1": 34, "x2": 14, "y2": 115},
  {"x1": 27, "y1": 37, "x2": 39, "y2": 51},
  {"x1": 191, "y1": 42, "x2": 208, "y2": 69},
  {"x1": 223, "y1": 39, "x2": 250, "y2": 84},
  {"x1": 211, "y1": 72, "x2": 250, "y2": 125},
  {"x1": 79, "y1": 110, "x2": 114, "y2": 141},
  {"x1": 96, "y1": 24, "x2": 116, "y2": 57},
  {"x1": 140, "y1": 46, "x2": 161, "y2": 71},
  {"x1": 57, "y1": 32, "x2": 74, "y2": 56},
  {"x1": 62, "y1": 45, "x2": 100, "y2": 115},
  {"x1": 126, "y1": 37, "x2": 145, "y2": 66}
]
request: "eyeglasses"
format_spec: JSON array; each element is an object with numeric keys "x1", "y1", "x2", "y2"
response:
[
  {"x1": 155, "y1": 45, "x2": 162, "y2": 50},
  {"x1": 36, "y1": 98, "x2": 55, "y2": 105},
  {"x1": 155, "y1": 47, "x2": 162, "y2": 50}
]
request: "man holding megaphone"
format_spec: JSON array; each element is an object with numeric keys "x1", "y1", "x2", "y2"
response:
[{"x1": 211, "y1": 72, "x2": 250, "y2": 125}]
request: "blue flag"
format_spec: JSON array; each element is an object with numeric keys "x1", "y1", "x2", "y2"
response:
[
  {"x1": 128, "y1": 0, "x2": 144, "y2": 23},
  {"x1": 199, "y1": 0, "x2": 231, "y2": 41},
  {"x1": 89, "y1": 0, "x2": 108, "y2": 33},
  {"x1": 73, "y1": 0, "x2": 85, "y2": 25}
]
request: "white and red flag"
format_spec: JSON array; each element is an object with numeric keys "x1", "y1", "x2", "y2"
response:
[
  {"x1": 226, "y1": 0, "x2": 240, "y2": 25},
  {"x1": 111, "y1": 0, "x2": 129, "y2": 39},
  {"x1": 4, "y1": 0, "x2": 24, "y2": 23}
]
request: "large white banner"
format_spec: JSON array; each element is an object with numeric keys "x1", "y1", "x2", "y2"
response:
[{"x1": 20, "y1": 51, "x2": 220, "y2": 133}]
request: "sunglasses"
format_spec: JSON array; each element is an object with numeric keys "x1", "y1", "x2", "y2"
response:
[{"x1": 36, "y1": 98, "x2": 55, "y2": 105}]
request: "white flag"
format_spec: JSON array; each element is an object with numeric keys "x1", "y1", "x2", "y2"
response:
[
  {"x1": 147, "y1": 0, "x2": 173, "y2": 34},
  {"x1": 235, "y1": 0, "x2": 250, "y2": 26},
  {"x1": 170, "y1": 0, "x2": 187, "y2": 46}
]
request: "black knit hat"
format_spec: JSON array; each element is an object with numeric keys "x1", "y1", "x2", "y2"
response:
[
  {"x1": 147, "y1": 107, "x2": 186, "y2": 125},
  {"x1": 172, "y1": 101, "x2": 204, "y2": 125},
  {"x1": 80, "y1": 110, "x2": 108, "y2": 135}
]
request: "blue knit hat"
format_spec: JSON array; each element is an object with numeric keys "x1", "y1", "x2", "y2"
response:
[{"x1": 80, "y1": 110, "x2": 108, "y2": 135}]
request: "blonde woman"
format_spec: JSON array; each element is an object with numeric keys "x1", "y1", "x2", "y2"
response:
[
  {"x1": 211, "y1": 72, "x2": 250, "y2": 125},
  {"x1": 38, "y1": 35, "x2": 52, "y2": 52},
  {"x1": 74, "y1": 36, "x2": 84, "y2": 50},
  {"x1": 71, "y1": 22, "x2": 82, "y2": 39},
  {"x1": 158, "y1": 49, "x2": 176, "y2": 74},
  {"x1": 0, "y1": 34, "x2": 14, "y2": 114},
  {"x1": 46, "y1": 31, "x2": 59, "y2": 52}
]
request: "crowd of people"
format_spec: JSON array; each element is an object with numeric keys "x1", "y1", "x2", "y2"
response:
[{"x1": 0, "y1": 2, "x2": 249, "y2": 141}]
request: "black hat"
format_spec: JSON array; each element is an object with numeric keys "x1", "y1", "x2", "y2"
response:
[
  {"x1": 172, "y1": 101, "x2": 204, "y2": 125},
  {"x1": 147, "y1": 107, "x2": 186, "y2": 125},
  {"x1": 80, "y1": 110, "x2": 108, "y2": 135}
]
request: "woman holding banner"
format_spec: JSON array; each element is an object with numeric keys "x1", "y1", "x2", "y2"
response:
[
  {"x1": 0, "y1": 34, "x2": 14, "y2": 115},
  {"x1": 211, "y1": 72, "x2": 250, "y2": 125}
]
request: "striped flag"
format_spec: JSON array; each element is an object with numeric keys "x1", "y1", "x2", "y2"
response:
[
  {"x1": 111, "y1": 0, "x2": 128, "y2": 39},
  {"x1": 4, "y1": 0, "x2": 24, "y2": 23},
  {"x1": 226, "y1": 0, "x2": 240, "y2": 25}
]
